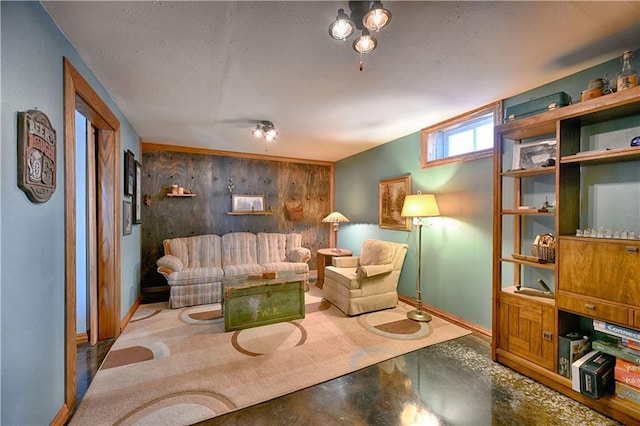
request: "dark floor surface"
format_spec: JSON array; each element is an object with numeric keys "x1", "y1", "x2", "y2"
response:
[{"x1": 75, "y1": 331, "x2": 620, "y2": 426}]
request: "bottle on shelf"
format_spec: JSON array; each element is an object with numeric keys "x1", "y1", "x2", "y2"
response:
[{"x1": 616, "y1": 50, "x2": 637, "y2": 91}]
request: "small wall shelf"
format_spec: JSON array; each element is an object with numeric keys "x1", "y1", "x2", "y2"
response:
[
  {"x1": 167, "y1": 193, "x2": 196, "y2": 198},
  {"x1": 227, "y1": 211, "x2": 273, "y2": 216}
]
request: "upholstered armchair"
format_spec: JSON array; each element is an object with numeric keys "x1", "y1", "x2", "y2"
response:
[{"x1": 322, "y1": 239, "x2": 408, "y2": 315}]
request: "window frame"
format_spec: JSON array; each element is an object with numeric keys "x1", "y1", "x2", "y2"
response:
[{"x1": 421, "y1": 101, "x2": 502, "y2": 168}]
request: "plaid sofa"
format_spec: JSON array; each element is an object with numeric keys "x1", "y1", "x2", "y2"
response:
[{"x1": 157, "y1": 232, "x2": 311, "y2": 308}]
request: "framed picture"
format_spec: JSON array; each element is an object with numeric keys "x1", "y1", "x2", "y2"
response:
[
  {"x1": 124, "y1": 150, "x2": 135, "y2": 196},
  {"x1": 133, "y1": 161, "x2": 142, "y2": 224},
  {"x1": 512, "y1": 139, "x2": 556, "y2": 170},
  {"x1": 123, "y1": 200, "x2": 132, "y2": 235},
  {"x1": 232, "y1": 194, "x2": 265, "y2": 212},
  {"x1": 378, "y1": 175, "x2": 412, "y2": 231}
]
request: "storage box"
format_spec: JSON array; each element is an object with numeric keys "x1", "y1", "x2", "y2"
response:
[
  {"x1": 572, "y1": 350, "x2": 599, "y2": 392},
  {"x1": 223, "y1": 279, "x2": 304, "y2": 332},
  {"x1": 579, "y1": 352, "x2": 615, "y2": 399},
  {"x1": 505, "y1": 92, "x2": 571, "y2": 122},
  {"x1": 558, "y1": 332, "x2": 590, "y2": 378}
]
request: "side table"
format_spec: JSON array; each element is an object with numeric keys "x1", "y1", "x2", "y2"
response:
[{"x1": 316, "y1": 248, "x2": 353, "y2": 288}]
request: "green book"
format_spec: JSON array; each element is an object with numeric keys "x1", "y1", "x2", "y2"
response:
[{"x1": 592, "y1": 340, "x2": 640, "y2": 365}]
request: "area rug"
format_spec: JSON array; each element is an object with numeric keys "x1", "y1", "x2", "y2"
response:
[{"x1": 70, "y1": 286, "x2": 470, "y2": 425}]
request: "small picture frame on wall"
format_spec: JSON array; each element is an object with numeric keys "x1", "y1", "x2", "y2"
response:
[
  {"x1": 123, "y1": 200, "x2": 132, "y2": 235},
  {"x1": 133, "y1": 161, "x2": 142, "y2": 224},
  {"x1": 124, "y1": 150, "x2": 135, "y2": 196},
  {"x1": 232, "y1": 194, "x2": 265, "y2": 212},
  {"x1": 378, "y1": 175, "x2": 412, "y2": 231}
]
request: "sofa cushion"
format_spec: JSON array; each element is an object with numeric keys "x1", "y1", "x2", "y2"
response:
[
  {"x1": 222, "y1": 232, "x2": 258, "y2": 267},
  {"x1": 166, "y1": 234, "x2": 222, "y2": 268},
  {"x1": 257, "y1": 233, "x2": 287, "y2": 263},
  {"x1": 223, "y1": 263, "x2": 265, "y2": 277},
  {"x1": 359, "y1": 239, "x2": 394, "y2": 266},
  {"x1": 166, "y1": 266, "x2": 224, "y2": 286}
]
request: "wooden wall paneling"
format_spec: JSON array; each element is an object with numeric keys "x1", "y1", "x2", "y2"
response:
[{"x1": 140, "y1": 148, "x2": 333, "y2": 295}]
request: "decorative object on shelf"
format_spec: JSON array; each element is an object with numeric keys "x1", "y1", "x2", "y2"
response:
[
  {"x1": 124, "y1": 149, "x2": 135, "y2": 196},
  {"x1": 378, "y1": 175, "x2": 412, "y2": 231},
  {"x1": 232, "y1": 194, "x2": 266, "y2": 213},
  {"x1": 328, "y1": 1, "x2": 392, "y2": 71},
  {"x1": 285, "y1": 199, "x2": 303, "y2": 222},
  {"x1": 617, "y1": 50, "x2": 637, "y2": 91},
  {"x1": 505, "y1": 92, "x2": 571, "y2": 122},
  {"x1": 580, "y1": 78, "x2": 604, "y2": 102},
  {"x1": 133, "y1": 160, "x2": 142, "y2": 224},
  {"x1": 144, "y1": 194, "x2": 152, "y2": 206},
  {"x1": 631, "y1": 136, "x2": 640, "y2": 147},
  {"x1": 322, "y1": 211, "x2": 350, "y2": 252},
  {"x1": 17, "y1": 109, "x2": 57, "y2": 203},
  {"x1": 252, "y1": 120, "x2": 278, "y2": 149},
  {"x1": 512, "y1": 139, "x2": 556, "y2": 171},
  {"x1": 531, "y1": 233, "x2": 555, "y2": 263},
  {"x1": 401, "y1": 192, "x2": 440, "y2": 322},
  {"x1": 123, "y1": 200, "x2": 132, "y2": 236}
]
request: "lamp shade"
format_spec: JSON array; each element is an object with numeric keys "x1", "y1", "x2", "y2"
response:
[
  {"x1": 401, "y1": 194, "x2": 440, "y2": 218},
  {"x1": 322, "y1": 211, "x2": 350, "y2": 223},
  {"x1": 363, "y1": 2, "x2": 392, "y2": 32}
]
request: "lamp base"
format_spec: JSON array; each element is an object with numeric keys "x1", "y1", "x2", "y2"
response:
[{"x1": 407, "y1": 309, "x2": 432, "y2": 322}]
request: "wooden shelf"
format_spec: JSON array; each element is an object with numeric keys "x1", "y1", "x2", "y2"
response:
[
  {"x1": 501, "y1": 285, "x2": 556, "y2": 305},
  {"x1": 227, "y1": 211, "x2": 274, "y2": 216},
  {"x1": 502, "y1": 166, "x2": 555, "y2": 177},
  {"x1": 167, "y1": 193, "x2": 196, "y2": 197},
  {"x1": 502, "y1": 255, "x2": 556, "y2": 270},
  {"x1": 502, "y1": 208, "x2": 555, "y2": 216},
  {"x1": 561, "y1": 146, "x2": 640, "y2": 165}
]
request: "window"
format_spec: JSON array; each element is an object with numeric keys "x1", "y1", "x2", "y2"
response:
[{"x1": 421, "y1": 101, "x2": 502, "y2": 167}]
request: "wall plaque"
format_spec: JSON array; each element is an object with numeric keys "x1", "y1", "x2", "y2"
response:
[{"x1": 18, "y1": 110, "x2": 57, "y2": 203}]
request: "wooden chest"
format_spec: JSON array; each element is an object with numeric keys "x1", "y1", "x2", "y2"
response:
[{"x1": 223, "y1": 277, "x2": 305, "y2": 332}]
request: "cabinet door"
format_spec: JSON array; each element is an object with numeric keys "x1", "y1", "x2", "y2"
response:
[
  {"x1": 559, "y1": 239, "x2": 640, "y2": 306},
  {"x1": 498, "y1": 293, "x2": 555, "y2": 370}
]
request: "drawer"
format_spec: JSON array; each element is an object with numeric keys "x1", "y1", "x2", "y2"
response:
[{"x1": 558, "y1": 293, "x2": 630, "y2": 325}]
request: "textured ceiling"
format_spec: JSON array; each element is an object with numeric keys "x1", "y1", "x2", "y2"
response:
[{"x1": 43, "y1": 1, "x2": 640, "y2": 162}]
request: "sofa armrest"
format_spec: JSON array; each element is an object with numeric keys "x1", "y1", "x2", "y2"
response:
[
  {"x1": 157, "y1": 255, "x2": 184, "y2": 277},
  {"x1": 288, "y1": 247, "x2": 311, "y2": 263},
  {"x1": 332, "y1": 256, "x2": 360, "y2": 268},
  {"x1": 357, "y1": 263, "x2": 393, "y2": 278}
]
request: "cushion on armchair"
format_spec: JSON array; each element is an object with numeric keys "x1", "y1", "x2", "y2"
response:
[{"x1": 359, "y1": 239, "x2": 395, "y2": 266}]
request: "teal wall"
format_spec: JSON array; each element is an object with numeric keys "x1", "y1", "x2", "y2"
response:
[
  {"x1": 335, "y1": 49, "x2": 639, "y2": 331},
  {"x1": 1, "y1": 2, "x2": 141, "y2": 423}
]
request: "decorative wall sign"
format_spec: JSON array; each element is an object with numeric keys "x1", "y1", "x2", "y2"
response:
[
  {"x1": 17, "y1": 110, "x2": 57, "y2": 203},
  {"x1": 124, "y1": 150, "x2": 135, "y2": 196}
]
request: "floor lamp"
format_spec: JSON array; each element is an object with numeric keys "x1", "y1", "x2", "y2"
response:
[
  {"x1": 401, "y1": 193, "x2": 440, "y2": 322},
  {"x1": 322, "y1": 211, "x2": 350, "y2": 252}
]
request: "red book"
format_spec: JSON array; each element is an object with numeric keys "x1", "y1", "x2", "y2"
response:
[
  {"x1": 622, "y1": 338, "x2": 640, "y2": 353},
  {"x1": 615, "y1": 359, "x2": 640, "y2": 390}
]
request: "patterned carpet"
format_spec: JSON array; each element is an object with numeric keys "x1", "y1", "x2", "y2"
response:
[{"x1": 70, "y1": 286, "x2": 470, "y2": 425}]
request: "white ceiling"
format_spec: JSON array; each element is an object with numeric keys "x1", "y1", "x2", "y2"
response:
[{"x1": 43, "y1": 1, "x2": 640, "y2": 162}]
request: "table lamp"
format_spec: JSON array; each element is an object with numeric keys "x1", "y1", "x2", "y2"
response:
[{"x1": 322, "y1": 211, "x2": 350, "y2": 252}]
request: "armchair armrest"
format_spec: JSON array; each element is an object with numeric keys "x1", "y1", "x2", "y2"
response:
[
  {"x1": 288, "y1": 247, "x2": 311, "y2": 263},
  {"x1": 332, "y1": 256, "x2": 360, "y2": 268},
  {"x1": 357, "y1": 263, "x2": 393, "y2": 278},
  {"x1": 157, "y1": 254, "x2": 184, "y2": 277}
]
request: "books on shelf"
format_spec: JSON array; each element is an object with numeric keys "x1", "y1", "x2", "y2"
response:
[
  {"x1": 592, "y1": 340, "x2": 640, "y2": 365},
  {"x1": 558, "y1": 332, "x2": 590, "y2": 378},
  {"x1": 580, "y1": 351, "x2": 616, "y2": 399},
  {"x1": 615, "y1": 359, "x2": 640, "y2": 390},
  {"x1": 616, "y1": 382, "x2": 640, "y2": 409},
  {"x1": 622, "y1": 337, "x2": 640, "y2": 352},
  {"x1": 593, "y1": 320, "x2": 640, "y2": 341}
]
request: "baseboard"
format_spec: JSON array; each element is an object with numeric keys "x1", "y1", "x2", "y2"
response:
[
  {"x1": 50, "y1": 402, "x2": 70, "y2": 426},
  {"x1": 398, "y1": 294, "x2": 491, "y2": 338},
  {"x1": 120, "y1": 295, "x2": 143, "y2": 332}
]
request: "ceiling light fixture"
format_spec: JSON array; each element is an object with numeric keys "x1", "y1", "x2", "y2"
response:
[
  {"x1": 328, "y1": 1, "x2": 392, "y2": 71},
  {"x1": 252, "y1": 120, "x2": 278, "y2": 142}
]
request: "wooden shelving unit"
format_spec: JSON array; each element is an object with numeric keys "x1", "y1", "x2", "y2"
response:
[
  {"x1": 167, "y1": 193, "x2": 196, "y2": 197},
  {"x1": 226, "y1": 211, "x2": 273, "y2": 216},
  {"x1": 493, "y1": 86, "x2": 640, "y2": 425}
]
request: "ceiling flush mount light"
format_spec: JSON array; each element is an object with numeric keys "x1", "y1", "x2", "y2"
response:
[
  {"x1": 252, "y1": 120, "x2": 278, "y2": 142},
  {"x1": 363, "y1": 1, "x2": 392, "y2": 32},
  {"x1": 328, "y1": 1, "x2": 392, "y2": 71},
  {"x1": 328, "y1": 8, "x2": 354, "y2": 41}
]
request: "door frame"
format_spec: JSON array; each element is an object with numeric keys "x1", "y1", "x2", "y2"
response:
[{"x1": 63, "y1": 58, "x2": 121, "y2": 413}]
